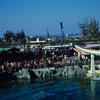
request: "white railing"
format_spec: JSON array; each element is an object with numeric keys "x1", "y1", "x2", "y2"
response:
[
  {"x1": 75, "y1": 45, "x2": 100, "y2": 55},
  {"x1": 73, "y1": 44, "x2": 100, "y2": 75}
]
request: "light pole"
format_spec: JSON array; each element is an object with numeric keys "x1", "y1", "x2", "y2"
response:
[
  {"x1": 60, "y1": 22, "x2": 65, "y2": 48},
  {"x1": 47, "y1": 29, "x2": 50, "y2": 46}
]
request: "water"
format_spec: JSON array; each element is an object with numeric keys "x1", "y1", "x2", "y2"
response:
[{"x1": 0, "y1": 76, "x2": 100, "y2": 100}]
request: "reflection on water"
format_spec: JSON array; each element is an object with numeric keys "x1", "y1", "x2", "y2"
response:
[
  {"x1": 91, "y1": 80, "x2": 96, "y2": 100},
  {"x1": 0, "y1": 76, "x2": 100, "y2": 100}
]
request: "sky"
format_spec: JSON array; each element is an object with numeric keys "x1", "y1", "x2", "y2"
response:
[{"x1": 0, "y1": 0, "x2": 100, "y2": 37}]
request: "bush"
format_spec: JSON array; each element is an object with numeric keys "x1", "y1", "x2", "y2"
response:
[
  {"x1": 85, "y1": 65, "x2": 99, "y2": 70},
  {"x1": 95, "y1": 66, "x2": 99, "y2": 70},
  {"x1": 76, "y1": 61, "x2": 82, "y2": 68},
  {"x1": 55, "y1": 64, "x2": 63, "y2": 68},
  {"x1": 85, "y1": 65, "x2": 91, "y2": 70}
]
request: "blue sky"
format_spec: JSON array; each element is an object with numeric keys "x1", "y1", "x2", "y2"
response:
[{"x1": 0, "y1": 0, "x2": 100, "y2": 37}]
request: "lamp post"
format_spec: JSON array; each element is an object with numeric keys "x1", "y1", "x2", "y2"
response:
[
  {"x1": 60, "y1": 22, "x2": 65, "y2": 48},
  {"x1": 47, "y1": 29, "x2": 50, "y2": 46}
]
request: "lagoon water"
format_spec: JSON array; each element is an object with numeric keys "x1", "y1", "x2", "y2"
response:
[{"x1": 0, "y1": 76, "x2": 100, "y2": 100}]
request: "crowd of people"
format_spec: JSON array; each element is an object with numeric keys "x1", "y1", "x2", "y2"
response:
[
  {"x1": 1, "y1": 47, "x2": 96, "y2": 73},
  {"x1": 0, "y1": 47, "x2": 76, "y2": 72}
]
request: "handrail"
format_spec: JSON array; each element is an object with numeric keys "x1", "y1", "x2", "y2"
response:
[{"x1": 74, "y1": 45, "x2": 100, "y2": 55}]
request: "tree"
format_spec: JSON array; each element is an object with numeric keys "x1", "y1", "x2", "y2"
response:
[
  {"x1": 4, "y1": 30, "x2": 15, "y2": 43},
  {"x1": 78, "y1": 19, "x2": 88, "y2": 39},
  {"x1": 16, "y1": 29, "x2": 25, "y2": 43},
  {"x1": 87, "y1": 18, "x2": 99, "y2": 39},
  {"x1": 79, "y1": 18, "x2": 100, "y2": 40}
]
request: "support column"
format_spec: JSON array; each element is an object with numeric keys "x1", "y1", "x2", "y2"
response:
[
  {"x1": 78, "y1": 52, "x2": 80, "y2": 60},
  {"x1": 91, "y1": 54, "x2": 95, "y2": 75}
]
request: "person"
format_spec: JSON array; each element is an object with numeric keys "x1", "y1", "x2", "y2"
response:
[
  {"x1": 1, "y1": 65, "x2": 4, "y2": 71},
  {"x1": 2, "y1": 64, "x2": 7, "y2": 72},
  {"x1": 39, "y1": 59, "x2": 42, "y2": 64},
  {"x1": 78, "y1": 55, "x2": 82, "y2": 62}
]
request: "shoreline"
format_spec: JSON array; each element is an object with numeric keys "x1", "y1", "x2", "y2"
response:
[{"x1": 0, "y1": 65, "x2": 88, "y2": 83}]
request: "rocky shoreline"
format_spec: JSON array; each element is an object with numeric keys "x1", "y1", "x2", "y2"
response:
[
  {"x1": 13, "y1": 66, "x2": 87, "y2": 79},
  {"x1": 0, "y1": 64, "x2": 88, "y2": 83},
  {"x1": 0, "y1": 65, "x2": 88, "y2": 83}
]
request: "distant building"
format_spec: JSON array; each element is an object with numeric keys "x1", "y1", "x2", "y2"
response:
[
  {"x1": 65, "y1": 34, "x2": 81, "y2": 41},
  {"x1": 29, "y1": 38, "x2": 46, "y2": 48}
]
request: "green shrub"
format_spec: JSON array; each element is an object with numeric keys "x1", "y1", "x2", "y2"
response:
[
  {"x1": 76, "y1": 61, "x2": 82, "y2": 68},
  {"x1": 95, "y1": 66, "x2": 99, "y2": 70},
  {"x1": 55, "y1": 64, "x2": 63, "y2": 68},
  {"x1": 85, "y1": 65, "x2": 91, "y2": 70}
]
